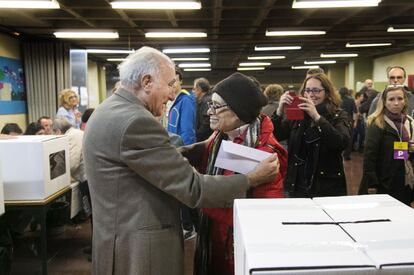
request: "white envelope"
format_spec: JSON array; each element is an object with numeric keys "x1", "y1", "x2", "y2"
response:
[{"x1": 214, "y1": 140, "x2": 273, "y2": 174}]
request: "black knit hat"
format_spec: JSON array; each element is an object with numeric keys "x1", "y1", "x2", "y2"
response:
[{"x1": 213, "y1": 72, "x2": 266, "y2": 123}]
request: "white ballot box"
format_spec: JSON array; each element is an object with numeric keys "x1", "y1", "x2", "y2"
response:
[
  {"x1": 234, "y1": 195, "x2": 414, "y2": 275},
  {"x1": 0, "y1": 160, "x2": 4, "y2": 215},
  {"x1": 0, "y1": 135, "x2": 70, "y2": 200}
]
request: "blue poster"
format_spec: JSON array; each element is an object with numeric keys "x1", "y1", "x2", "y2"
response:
[{"x1": 0, "y1": 56, "x2": 26, "y2": 114}]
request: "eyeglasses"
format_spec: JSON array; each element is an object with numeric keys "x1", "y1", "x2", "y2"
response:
[
  {"x1": 303, "y1": 88, "x2": 325, "y2": 94},
  {"x1": 389, "y1": 76, "x2": 404, "y2": 80},
  {"x1": 167, "y1": 78, "x2": 177, "y2": 88},
  {"x1": 207, "y1": 101, "x2": 228, "y2": 114}
]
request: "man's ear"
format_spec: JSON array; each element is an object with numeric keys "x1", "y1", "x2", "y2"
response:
[{"x1": 142, "y1": 74, "x2": 152, "y2": 90}]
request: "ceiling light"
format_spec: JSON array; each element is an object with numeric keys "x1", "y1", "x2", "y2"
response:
[
  {"x1": 107, "y1": 58, "x2": 126, "y2": 61},
  {"x1": 171, "y1": 57, "x2": 209, "y2": 61},
  {"x1": 304, "y1": 60, "x2": 336, "y2": 64},
  {"x1": 266, "y1": 30, "x2": 326, "y2": 36},
  {"x1": 346, "y1": 42, "x2": 391, "y2": 47},
  {"x1": 239, "y1": 62, "x2": 271, "y2": 66},
  {"x1": 178, "y1": 63, "x2": 211, "y2": 68},
  {"x1": 237, "y1": 67, "x2": 265, "y2": 71},
  {"x1": 54, "y1": 31, "x2": 119, "y2": 39},
  {"x1": 387, "y1": 27, "x2": 414, "y2": 33},
  {"x1": 145, "y1": 32, "x2": 207, "y2": 38},
  {"x1": 111, "y1": 1, "x2": 201, "y2": 9},
  {"x1": 255, "y1": 46, "x2": 301, "y2": 51},
  {"x1": 321, "y1": 53, "x2": 358, "y2": 58},
  {"x1": 184, "y1": 68, "x2": 211, "y2": 71},
  {"x1": 86, "y1": 49, "x2": 134, "y2": 54},
  {"x1": 0, "y1": 0, "x2": 60, "y2": 9},
  {"x1": 292, "y1": 0, "x2": 381, "y2": 9},
  {"x1": 163, "y1": 48, "x2": 210, "y2": 54},
  {"x1": 292, "y1": 65, "x2": 320, "y2": 70},
  {"x1": 248, "y1": 56, "x2": 286, "y2": 60}
]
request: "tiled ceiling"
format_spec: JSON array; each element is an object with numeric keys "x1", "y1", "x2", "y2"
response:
[{"x1": 1, "y1": 0, "x2": 414, "y2": 75}]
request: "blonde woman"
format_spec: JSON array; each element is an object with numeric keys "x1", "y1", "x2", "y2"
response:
[
  {"x1": 56, "y1": 89, "x2": 81, "y2": 128},
  {"x1": 359, "y1": 85, "x2": 414, "y2": 206}
]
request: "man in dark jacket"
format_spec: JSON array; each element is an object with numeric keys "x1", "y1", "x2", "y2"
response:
[{"x1": 193, "y1": 77, "x2": 213, "y2": 142}]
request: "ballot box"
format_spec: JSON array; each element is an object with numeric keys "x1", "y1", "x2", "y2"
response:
[
  {"x1": 234, "y1": 195, "x2": 414, "y2": 275},
  {"x1": 0, "y1": 135, "x2": 70, "y2": 200}
]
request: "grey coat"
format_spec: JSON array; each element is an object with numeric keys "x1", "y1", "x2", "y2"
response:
[{"x1": 83, "y1": 88, "x2": 249, "y2": 275}]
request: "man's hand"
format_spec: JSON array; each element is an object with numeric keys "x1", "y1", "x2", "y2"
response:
[{"x1": 247, "y1": 154, "x2": 279, "y2": 188}]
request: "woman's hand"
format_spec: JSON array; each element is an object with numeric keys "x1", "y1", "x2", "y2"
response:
[
  {"x1": 298, "y1": 97, "x2": 321, "y2": 122},
  {"x1": 276, "y1": 91, "x2": 294, "y2": 116}
]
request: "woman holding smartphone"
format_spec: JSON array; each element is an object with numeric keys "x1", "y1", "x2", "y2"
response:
[
  {"x1": 359, "y1": 85, "x2": 414, "y2": 206},
  {"x1": 272, "y1": 73, "x2": 351, "y2": 198}
]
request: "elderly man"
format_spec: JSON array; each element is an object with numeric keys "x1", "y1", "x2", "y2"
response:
[
  {"x1": 368, "y1": 66, "x2": 414, "y2": 115},
  {"x1": 364, "y1": 79, "x2": 374, "y2": 89},
  {"x1": 83, "y1": 46, "x2": 279, "y2": 275}
]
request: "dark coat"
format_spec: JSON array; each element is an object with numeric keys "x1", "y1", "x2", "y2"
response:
[
  {"x1": 196, "y1": 91, "x2": 213, "y2": 142},
  {"x1": 272, "y1": 107, "x2": 351, "y2": 197},
  {"x1": 359, "y1": 116, "x2": 414, "y2": 205}
]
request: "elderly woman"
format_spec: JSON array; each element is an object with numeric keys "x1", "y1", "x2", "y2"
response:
[
  {"x1": 56, "y1": 89, "x2": 81, "y2": 128},
  {"x1": 195, "y1": 73, "x2": 287, "y2": 275},
  {"x1": 359, "y1": 85, "x2": 414, "y2": 206},
  {"x1": 272, "y1": 73, "x2": 351, "y2": 198}
]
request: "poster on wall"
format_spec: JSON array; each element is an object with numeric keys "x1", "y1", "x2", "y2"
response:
[{"x1": 0, "y1": 56, "x2": 26, "y2": 115}]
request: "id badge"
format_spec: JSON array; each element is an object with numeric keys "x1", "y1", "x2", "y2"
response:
[{"x1": 394, "y1": 141, "x2": 408, "y2": 160}]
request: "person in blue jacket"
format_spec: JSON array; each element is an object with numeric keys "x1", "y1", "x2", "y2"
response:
[
  {"x1": 168, "y1": 67, "x2": 196, "y2": 145},
  {"x1": 167, "y1": 67, "x2": 198, "y2": 239}
]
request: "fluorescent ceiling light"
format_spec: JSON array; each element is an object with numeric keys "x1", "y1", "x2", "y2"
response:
[
  {"x1": 54, "y1": 31, "x2": 119, "y2": 39},
  {"x1": 145, "y1": 32, "x2": 207, "y2": 38},
  {"x1": 0, "y1": 0, "x2": 60, "y2": 9},
  {"x1": 178, "y1": 63, "x2": 210, "y2": 68},
  {"x1": 171, "y1": 57, "x2": 209, "y2": 61},
  {"x1": 111, "y1": 1, "x2": 201, "y2": 9},
  {"x1": 237, "y1": 67, "x2": 265, "y2": 71},
  {"x1": 163, "y1": 48, "x2": 210, "y2": 54},
  {"x1": 255, "y1": 46, "x2": 301, "y2": 51},
  {"x1": 107, "y1": 58, "x2": 126, "y2": 61},
  {"x1": 304, "y1": 60, "x2": 336, "y2": 64},
  {"x1": 292, "y1": 0, "x2": 381, "y2": 9},
  {"x1": 346, "y1": 42, "x2": 391, "y2": 47},
  {"x1": 184, "y1": 68, "x2": 211, "y2": 71},
  {"x1": 86, "y1": 49, "x2": 134, "y2": 54},
  {"x1": 292, "y1": 65, "x2": 320, "y2": 70},
  {"x1": 321, "y1": 53, "x2": 358, "y2": 58},
  {"x1": 387, "y1": 27, "x2": 414, "y2": 33},
  {"x1": 239, "y1": 62, "x2": 271, "y2": 66},
  {"x1": 248, "y1": 56, "x2": 286, "y2": 60},
  {"x1": 266, "y1": 30, "x2": 326, "y2": 36}
]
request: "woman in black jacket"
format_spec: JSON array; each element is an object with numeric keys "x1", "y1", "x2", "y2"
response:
[
  {"x1": 272, "y1": 73, "x2": 351, "y2": 198},
  {"x1": 359, "y1": 85, "x2": 414, "y2": 206}
]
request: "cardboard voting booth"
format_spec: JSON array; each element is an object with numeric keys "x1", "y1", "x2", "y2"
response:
[
  {"x1": 234, "y1": 195, "x2": 414, "y2": 275},
  {"x1": 0, "y1": 135, "x2": 70, "y2": 200}
]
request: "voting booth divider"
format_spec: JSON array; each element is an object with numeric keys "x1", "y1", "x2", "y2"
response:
[{"x1": 234, "y1": 195, "x2": 414, "y2": 275}]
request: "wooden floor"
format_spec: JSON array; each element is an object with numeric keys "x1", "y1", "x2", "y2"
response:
[{"x1": 10, "y1": 152, "x2": 364, "y2": 274}]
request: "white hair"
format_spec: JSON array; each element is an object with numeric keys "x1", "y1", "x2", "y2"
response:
[{"x1": 118, "y1": 46, "x2": 174, "y2": 89}]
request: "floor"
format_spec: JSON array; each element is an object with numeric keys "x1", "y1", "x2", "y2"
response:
[{"x1": 9, "y1": 152, "x2": 364, "y2": 275}]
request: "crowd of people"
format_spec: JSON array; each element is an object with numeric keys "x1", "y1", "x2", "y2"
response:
[{"x1": 1, "y1": 45, "x2": 414, "y2": 275}]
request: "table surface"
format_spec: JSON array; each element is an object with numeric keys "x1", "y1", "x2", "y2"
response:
[{"x1": 4, "y1": 186, "x2": 71, "y2": 206}]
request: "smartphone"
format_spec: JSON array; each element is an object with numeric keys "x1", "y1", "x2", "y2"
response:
[{"x1": 285, "y1": 91, "x2": 304, "y2": 120}]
